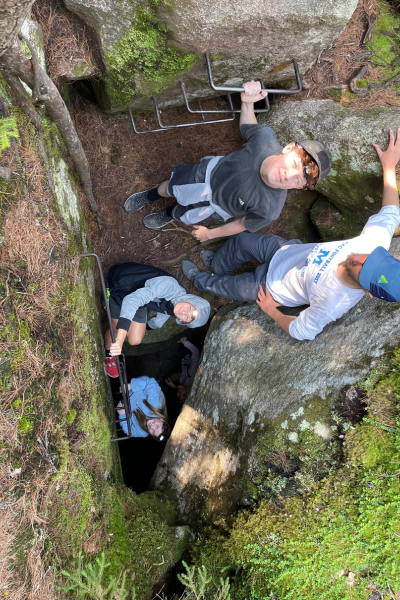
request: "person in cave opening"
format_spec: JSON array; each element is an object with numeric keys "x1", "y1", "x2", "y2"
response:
[
  {"x1": 124, "y1": 80, "x2": 331, "y2": 242},
  {"x1": 165, "y1": 337, "x2": 200, "y2": 402},
  {"x1": 181, "y1": 129, "x2": 400, "y2": 341},
  {"x1": 116, "y1": 376, "x2": 171, "y2": 441},
  {"x1": 103, "y1": 262, "x2": 210, "y2": 378}
]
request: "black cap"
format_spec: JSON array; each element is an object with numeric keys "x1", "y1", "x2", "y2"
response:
[{"x1": 297, "y1": 140, "x2": 332, "y2": 183}]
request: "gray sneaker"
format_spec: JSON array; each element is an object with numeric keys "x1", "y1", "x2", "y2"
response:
[
  {"x1": 124, "y1": 186, "x2": 158, "y2": 213},
  {"x1": 143, "y1": 208, "x2": 174, "y2": 229},
  {"x1": 200, "y1": 250, "x2": 214, "y2": 269},
  {"x1": 181, "y1": 260, "x2": 200, "y2": 283}
]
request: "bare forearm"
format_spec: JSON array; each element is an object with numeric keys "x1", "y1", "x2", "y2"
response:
[
  {"x1": 117, "y1": 328, "x2": 127, "y2": 343},
  {"x1": 239, "y1": 102, "x2": 257, "y2": 128},
  {"x1": 206, "y1": 217, "x2": 246, "y2": 240},
  {"x1": 266, "y1": 308, "x2": 296, "y2": 335},
  {"x1": 382, "y1": 166, "x2": 399, "y2": 208}
]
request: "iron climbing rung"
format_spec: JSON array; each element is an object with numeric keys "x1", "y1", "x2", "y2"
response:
[
  {"x1": 205, "y1": 53, "x2": 302, "y2": 95},
  {"x1": 129, "y1": 95, "x2": 235, "y2": 134},
  {"x1": 181, "y1": 80, "x2": 270, "y2": 114}
]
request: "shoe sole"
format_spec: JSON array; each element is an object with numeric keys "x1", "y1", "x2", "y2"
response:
[
  {"x1": 143, "y1": 217, "x2": 174, "y2": 230},
  {"x1": 107, "y1": 372, "x2": 119, "y2": 378},
  {"x1": 124, "y1": 198, "x2": 148, "y2": 213}
]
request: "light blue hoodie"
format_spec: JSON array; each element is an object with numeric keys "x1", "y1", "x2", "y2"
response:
[{"x1": 120, "y1": 376, "x2": 165, "y2": 437}]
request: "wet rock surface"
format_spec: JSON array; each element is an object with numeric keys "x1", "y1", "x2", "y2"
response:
[{"x1": 152, "y1": 239, "x2": 400, "y2": 527}]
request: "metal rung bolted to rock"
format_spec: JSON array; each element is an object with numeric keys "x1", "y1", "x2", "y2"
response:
[{"x1": 130, "y1": 53, "x2": 302, "y2": 134}]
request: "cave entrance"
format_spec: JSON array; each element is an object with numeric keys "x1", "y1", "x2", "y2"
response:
[{"x1": 109, "y1": 322, "x2": 210, "y2": 493}]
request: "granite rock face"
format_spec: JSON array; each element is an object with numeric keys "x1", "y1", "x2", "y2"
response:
[
  {"x1": 260, "y1": 99, "x2": 400, "y2": 238},
  {"x1": 62, "y1": 0, "x2": 357, "y2": 111},
  {"x1": 152, "y1": 239, "x2": 400, "y2": 527}
]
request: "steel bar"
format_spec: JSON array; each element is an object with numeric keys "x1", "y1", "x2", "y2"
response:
[
  {"x1": 79, "y1": 253, "x2": 133, "y2": 442},
  {"x1": 205, "y1": 53, "x2": 302, "y2": 94},
  {"x1": 181, "y1": 80, "x2": 270, "y2": 114},
  {"x1": 128, "y1": 98, "x2": 235, "y2": 134},
  {"x1": 152, "y1": 96, "x2": 235, "y2": 130}
]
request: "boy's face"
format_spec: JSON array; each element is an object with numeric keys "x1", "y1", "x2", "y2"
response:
[{"x1": 265, "y1": 142, "x2": 309, "y2": 190}]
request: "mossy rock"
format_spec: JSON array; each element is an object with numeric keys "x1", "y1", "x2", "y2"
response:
[
  {"x1": 152, "y1": 238, "x2": 400, "y2": 527},
  {"x1": 64, "y1": 0, "x2": 357, "y2": 111},
  {"x1": 310, "y1": 197, "x2": 364, "y2": 241}
]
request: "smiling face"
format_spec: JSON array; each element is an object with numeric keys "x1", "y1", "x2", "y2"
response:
[
  {"x1": 147, "y1": 417, "x2": 164, "y2": 438},
  {"x1": 173, "y1": 302, "x2": 198, "y2": 323},
  {"x1": 262, "y1": 142, "x2": 309, "y2": 190}
]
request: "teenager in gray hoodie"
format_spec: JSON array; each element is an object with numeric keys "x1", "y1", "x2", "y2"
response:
[{"x1": 104, "y1": 262, "x2": 210, "y2": 377}]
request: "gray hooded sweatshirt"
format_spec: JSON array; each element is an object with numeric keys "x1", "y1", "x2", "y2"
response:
[{"x1": 118, "y1": 276, "x2": 210, "y2": 331}]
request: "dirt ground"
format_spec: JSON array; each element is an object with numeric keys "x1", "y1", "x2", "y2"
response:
[{"x1": 74, "y1": 97, "x2": 247, "y2": 310}]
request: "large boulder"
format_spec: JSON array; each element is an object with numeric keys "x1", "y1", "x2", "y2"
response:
[
  {"x1": 260, "y1": 99, "x2": 400, "y2": 239},
  {"x1": 62, "y1": 0, "x2": 357, "y2": 111},
  {"x1": 152, "y1": 239, "x2": 400, "y2": 528}
]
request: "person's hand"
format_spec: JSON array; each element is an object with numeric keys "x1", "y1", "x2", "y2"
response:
[
  {"x1": 110, "y1": 340, "x2": 122, "y2": 356},
  {"x1": 178, "y1": 337, "x2": 187, "y2": 344},
  {"x1": 256, "y1": 285, "x2": 282, "y2": 316},
  {"x1": 241, "y1": 80, "x2": 268, "y2": 104},
  {"x1": 192, "y1": 225, "x2": 211, "y2": 242},
  {"x1": 165, "y1": 377, "x2": 177, "y2": 389},
  {"x1": 373, "y1": 129, "x2": 400, "y2": 171}
]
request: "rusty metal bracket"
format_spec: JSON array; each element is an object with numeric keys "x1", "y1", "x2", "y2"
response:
[
  {"x1": 181, "y1": 80, "x2": 270, "y2": 114},
  {"x1": 205, "y1": 53, "x2": 302, "y2": 95},
  {"x1": 79, "y1": 253, "x2": 133, "y2": 442}
]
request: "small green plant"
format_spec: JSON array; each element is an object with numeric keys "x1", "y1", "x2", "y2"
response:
[
  {"x1": 11, "y1": 397, "x2": 21, "y2": 410},
  {"x1": 178, "y1": 561, "x2": 231, "y2": 600},
  {"x1": 58, "y1": 551, "x2": 131, "y2": 600},
  {"x1": 18, "y1": 417, "x2": 33, "y2": 434},
  {"x1": 66, "y1": 408, "x2": 77, "y2": 426},
  {"x1": 0, "y1": 116, "x2": 19, "y2": 155}
]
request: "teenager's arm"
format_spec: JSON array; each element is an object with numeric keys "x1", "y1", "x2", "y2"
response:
[
  {"x1": 192, "y1": 217, "x2": 246, "y2": 242},
  {"x1": 255, "y1": 285, "x2": 295, "y2": 334},
  {"x1": 239, "y1": 81, "x2": 268, "y2": 128},
  {"x1": 373, "y1": 128, "x2": 400, "y2": 208}
]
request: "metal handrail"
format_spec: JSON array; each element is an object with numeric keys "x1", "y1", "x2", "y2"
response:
[
  {"x1": 79, "y1": 253, "x2": 133, "y2": 442},
  {"x1": 205, "y1": 53, "x2": 302, "y2": 95},
  {"x1": 180, "y1": 80, "x2": 270, "y2": 114}
]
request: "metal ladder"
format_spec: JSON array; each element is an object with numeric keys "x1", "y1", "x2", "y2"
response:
[
  {"x1": 130, "y1": 53, "x2": 302, "y2": 134},
  {"x1": 79, "y1": 253, "x2": 133, "y2": 442}
]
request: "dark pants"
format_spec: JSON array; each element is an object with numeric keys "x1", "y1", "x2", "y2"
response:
[{"x1": 193, "y1": 232, "x2": 302, "y2": 303}]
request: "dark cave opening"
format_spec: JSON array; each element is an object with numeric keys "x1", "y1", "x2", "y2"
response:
[{"x1": 108, "y1": 321, "x2": 210, "y2": 494}]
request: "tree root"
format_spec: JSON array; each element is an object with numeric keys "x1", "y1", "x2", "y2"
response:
[
  {"x1": 3, "y1": 72, "x2": 55, "y2": 196},
  {"x1": 0, "y1": 36, "x2": 99, "y2": 214},
  {"x1": 349, "y1": 64, "x2": 370, "y2": 94}
]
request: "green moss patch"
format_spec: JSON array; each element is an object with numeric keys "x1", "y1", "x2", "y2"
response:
[
  {"x1": 189, "y1": 350, "x2": 400, "y2": 599},
  {"x1": 99, "y1": 8, "x2": 196, "y2": 110},
  {"x1": 367, "y1": 1, "x2": 400, "y2": 89}
]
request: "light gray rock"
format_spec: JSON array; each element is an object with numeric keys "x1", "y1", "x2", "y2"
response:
[
  {"x1": 152, "y1": 238, "x2": 400, "y2": 526},
  {"x1": 259, "y1": 99, "x2": 400, "y2": 237},
  {"x1": 62, "y1": 0, "x2": 357, "y2": 111}
]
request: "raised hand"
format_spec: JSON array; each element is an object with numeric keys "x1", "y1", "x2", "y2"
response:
[
  {"x1": 373, "y1": 128, "x2": 400, "y2": 171},
  {"x1": 241, "y1": 80, "x2": 268, "y2": 104}
]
